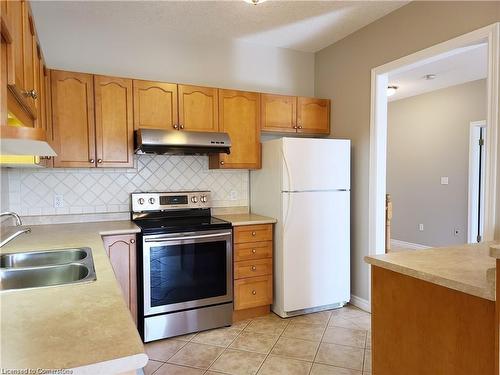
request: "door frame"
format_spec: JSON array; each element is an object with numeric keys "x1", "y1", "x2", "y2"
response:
[
  {"x1": 368, "y1": 23, "x2": 499, "y2": 309},
  {"x1": 468, "y1": 120, "x2": 487, "y2": 243}
]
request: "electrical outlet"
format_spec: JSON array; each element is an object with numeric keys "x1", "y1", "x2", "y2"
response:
[
  {"x1": 453, "y1": 227, "x2": 460, "y2": 236},
  {"x1": 54, "y1": 194, "x2": 64, "y2": 208},
  {"x1": 441, "y1": 177, "x2": 449, "y2": 185},
  {"x1": 230, "y1": 190, "x2": 238, "y2": 200},
  {"x1": 418, "y1": 224, "x2": 424, "y2": 231}
]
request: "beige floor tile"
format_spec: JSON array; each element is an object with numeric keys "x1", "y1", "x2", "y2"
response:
[
  {"x1": 289, "y1": 311, "x2": 331, "y2": 326},
  {"x1": 143, "y1": 360, "x2": 164, "y2": 375},
  {"x1": 283, "y1": 322, "x2": 326, "y2": 341},
  {"x1": 229, "y1": 331, "x2": 278, "y2": 354},
  {"x1": 322, "y1": 327, "x2": 366, "y2": 348},
  {"x1": 231, "y1": 319, "x2": 252, "y2": 330},
  {"x1": 191, "y1": 327, "x2": 241, "y2": 347},
  {"x1": 310, "y1": 363, "x2": 362, "y2": 375},
  {"x1": 257, "y1": 355, "x2": 312, "y2": 375},
  {"x1": 330, "y1": 307, "x2": 368, "y2": 321},
  {"x1": 316, "y1": 343, "x2": 364, "y2": 371},
  {"x1": 270, "y1": 337, "x2": 320, "y2": 362},
  {"x1": 363, "y1": 350, "x2": 372, "y2": 372},
  {"x1": 328, "y1": 317, "x2": 363, "y2": 330},
  {"x1": 348, "y1": 315, "x2": 371, "y2": 331},
  {"x1": 168, "y1": 342, "x2": 224, "y2": 369},
  {"x1": 145, "y1": 339, "x2": 187, "y2": 362},
  {"x1": 210, "y1": 349, "x2": 266, "y2": 375},
  {"x1": 366, "y1": 332, "x2": 371, "y2": 349},
  {"x1": 175, "y1": 333, "x2": 197, "y2": 342},
  {"x1": 244, "y1": 318, "x2": 288, "y2": 336},
  {"x1": 154, "y1": 364, "x2": 205, "y2": 375}
]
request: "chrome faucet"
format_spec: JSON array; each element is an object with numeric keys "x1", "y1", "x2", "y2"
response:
[{"x1": 0, "y1": 211, "x2": 31, "y2": 248}]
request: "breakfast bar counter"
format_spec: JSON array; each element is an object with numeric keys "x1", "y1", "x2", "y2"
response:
[
  {"x1": 364, "y1": 241, "x2": 499, "y2": 375},
  {"x1": 0, "y1": 221, "x2": 147, "y2": 375}
]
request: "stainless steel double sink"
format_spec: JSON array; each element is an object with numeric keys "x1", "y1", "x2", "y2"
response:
[{"x1": 0, "y1": 248, "x2": 96, "y2": 291}]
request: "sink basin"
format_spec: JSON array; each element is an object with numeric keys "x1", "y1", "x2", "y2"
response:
[
  {"x1": 0, "y1": 248, "x2": 88, "y2": 268},
  {"x1": 0, "y1": 247, "x2": 96, "y2": 291},
  {"x1": 0, "y1": 263, "x2": 94, "y2": 290}
]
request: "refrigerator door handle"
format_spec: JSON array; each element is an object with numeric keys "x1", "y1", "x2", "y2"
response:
[{"x1": 282, "y1": 148, "x2": 293, "y2": 231}]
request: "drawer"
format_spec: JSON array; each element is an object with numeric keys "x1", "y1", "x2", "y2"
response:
[
  {"x1": 234, "y1": 241, "x2": 272, "y2": 262},
  {"x1": 235, "y1": 258, "x2": 273, "y2": 279},
  {"x1": 234, "y1": 275, "x2": 272, "y2": 310},
  {"x1": 234, "y1": 224, "x2": 273, "y2": 243}
]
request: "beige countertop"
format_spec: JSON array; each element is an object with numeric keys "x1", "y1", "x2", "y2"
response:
[
  {"x1": 489, "y1": 243, "x2": 500, "y2": 259},
  {"x1": 214, "y1": 213, "x2": 277, "y2": 226},
  {"x1": 365, "y1": 242, "x2": 498, "y2": 301},
  {"x1": 0, "y1": 221, "x2": 147, "y2": 374}
]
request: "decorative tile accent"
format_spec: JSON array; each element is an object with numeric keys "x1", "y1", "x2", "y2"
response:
[{"x1": 6, "y1": 155, "x2": 249, "y2": 216}]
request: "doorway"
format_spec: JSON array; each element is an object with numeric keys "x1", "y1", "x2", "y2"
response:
[{"x1": 368, "y1": 23, "x2": 499, "y2": 309}]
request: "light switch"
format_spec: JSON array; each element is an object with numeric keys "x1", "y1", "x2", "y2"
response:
[
  {"x1": 418, "y1": 224, "x2": 424, "y2": 231},
  {"x1": 441, "y1": 177, "x2": 449, "y2": 185}
]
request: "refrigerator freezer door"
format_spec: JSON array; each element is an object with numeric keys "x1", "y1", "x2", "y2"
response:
[
  {"x1": 282, "y1": 191, "x2": 350, "y2": 313},
  {"x1": 282, "y1": 138, "x2": 350, "y2": 191}
]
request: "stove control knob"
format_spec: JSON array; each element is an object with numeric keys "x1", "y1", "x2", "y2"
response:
[
  {"x1": 191, "y1": 196, "x2": 198, "y2": 204},
  {"x1": 138, "y1": 198, "x2": 145, "y2": 205},
  {"x1": 148, "y1": 197, "x2": 155, "y2": 204},
  {"x1": 200, "y1": 195, "x2": 207, "y2": 203}
]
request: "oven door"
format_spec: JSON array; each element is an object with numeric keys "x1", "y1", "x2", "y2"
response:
[{"x1": 142, "y1": 229, "x2": 233, "y2": 316}]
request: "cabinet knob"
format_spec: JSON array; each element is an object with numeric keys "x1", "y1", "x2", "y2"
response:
[
  {"x1": 252, "y1": 290, "x2": 257, "y2": 295},
  {"x1": 252, "y1": 231, "x2": 256, "y2": 236},
  {"x1": 89, "y1": 159, "x2": 94, "y2": 163},
  {"x1": 251, "y1": 266, "x2": 256, "y2": 271},
  {"x1": 298, "y1": 125, "x2": 303, "y2": 129},
  {"x1": 180, "y1": 124, "x2": 184, "y2": 129},
  {"x1": 97, "y1": 159, "x2": 103, "y2": 163},
  {"x1": 23, "y1": 89, "x2": 38, "y2": 99},
  {"x1": 293, "y1": 125, "x2": 298, "y2": 129},
  {"x1": 220, "y1": 161, "x2": 225, "y2": 166},
  {"x1": 130, "y1": 239, "x2": 135, "y2": 244},
  {"x1": 173, "y1": 124, "x2": 179, "y2": 129},
  {"x1": 252, "y1": 249, "x2": 256, "y2": 254}
]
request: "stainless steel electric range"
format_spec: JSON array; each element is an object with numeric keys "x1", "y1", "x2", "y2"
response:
[{"x1": 131, "y1": 191, "x2": 233, "y2": 342}]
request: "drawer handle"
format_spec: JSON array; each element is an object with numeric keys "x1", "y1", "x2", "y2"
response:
[
  {"x1": 252, "y1": 249, "x2": 256, "y2": 254},
  {"x1": 251, "y1": 266, "x2": 256, "y2": 271},
  {"x1": 252, "y1": 290, "x2": 257, "y2": 295},
  {"x1": 251, "y1": 231, "x2": 256, "y2": 236},
  {"x1": 130, "y1": 239, "x2": 135, "y2": 244}
]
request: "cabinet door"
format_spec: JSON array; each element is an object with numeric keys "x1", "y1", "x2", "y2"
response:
[
  {"x1": 297, "y1": 97, "x2": 330, "y2": 135},
  {"x1": 102, "y1": 234, "x2": 137, "y2": 324},
  {"x1": 210, "y1": 89, "x2": 260, "y2": 169},
  {"x1": 21, "y1": 1, "x2": 35, "y2": 110},
  {"x1": 261, "y1": 94, "x2": 297, "y2": 133},
  {"x1": 178, "y1": 84, "x2": 218, "y2": 132},
  {"x1": 133, "y1": 80, "x2": 178, "y2": 131},
  {"x1": 94, "y1": 75, "x2": 133, "y2": 168},
  {"x1": 51, "y1": 70, "x2": 96, "y2": 168}
]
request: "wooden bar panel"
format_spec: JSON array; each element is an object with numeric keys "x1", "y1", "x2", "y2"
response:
[{"x1": 372, "y1": 266, "x2": 495, "y2": 375}]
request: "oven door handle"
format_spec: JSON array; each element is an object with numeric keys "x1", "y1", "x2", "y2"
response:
[{"x1": 144, "y1": 231, "x2": 232, "y2": 243}]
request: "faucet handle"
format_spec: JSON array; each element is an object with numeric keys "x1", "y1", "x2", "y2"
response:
[{"x1": 0, "y1": 212, "x2": 23, "y2": 226}]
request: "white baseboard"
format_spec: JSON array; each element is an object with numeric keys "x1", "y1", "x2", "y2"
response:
[
  {"x1": 391, "y1": 239, "x2": 430, "y2": 250},
  {"x1": 350, "y1": 294, "x2": 371, "y2": 313}
]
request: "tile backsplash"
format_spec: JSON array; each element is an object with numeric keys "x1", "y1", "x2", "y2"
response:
[{"x1": 5, "y1": 155, "x2": 248, "y2": 216}]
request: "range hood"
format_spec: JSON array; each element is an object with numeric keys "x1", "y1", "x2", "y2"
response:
[{"x1": 135, "y1": 128, "x2": 231, "y2": 155}]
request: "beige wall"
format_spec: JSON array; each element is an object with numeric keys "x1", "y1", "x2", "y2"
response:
[
  {"x1": 387, "y1": 79, "x2": 487, "y2": 247},
  {"x1": 315, "y1": 2, "x2": 500, "y2": 301}
]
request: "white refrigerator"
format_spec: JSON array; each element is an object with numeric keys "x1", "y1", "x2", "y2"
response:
[{"x1": 250, "y1": 137, "x2": 350, "y2": 317}]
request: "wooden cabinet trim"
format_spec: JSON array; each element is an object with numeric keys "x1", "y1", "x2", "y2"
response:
[
  {"x1": 234, "y1": 241, "x2": 273, "y2": 262},
  {"x1": 178, "y1": 84, "x2": 219, "y2": 132},
  {"x1": 234, "y1": 275, "x2": 273, "y2": 311},
  {"x1": 297, "y1": 97, "x2": 330, "y2": 135},
  {"x1": 261, "y1": 93, "x2": 297, "y2": 133},
  {"x1": 234, "y1": 224, "x2": 273, "y2": 244},
  {"x1": 234, "y1": 258, "x2": 273, "y2": 280}
]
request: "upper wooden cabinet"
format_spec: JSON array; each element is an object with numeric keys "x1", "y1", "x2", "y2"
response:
[
  {"x1": 51, "y1": 70, "x2": 95, "y2": 167},
  {"x1": 133, "y1": 80, "x2": 177, "y2": 131},
  {"x1": 210, "y1": 89, "x2": 260, "y2": 170},
  {"x1": 261, "y1": 94, "x2": 297, "y2": 133},
  {"x1": 261, "y1": 94, "x2": 330, "y2": 135},
  {"x1": 178, "y1": 84, "x2": 218, "y2": 132},
  {"x1": 51, "y1": 70, "x2": 134, "y2": 168},
  {"x1": 94, "y1": 75, "x2": 134, "y2": 168},
  {"x1": 297, "y1": 97, "x2": 330, "y2": 135}
]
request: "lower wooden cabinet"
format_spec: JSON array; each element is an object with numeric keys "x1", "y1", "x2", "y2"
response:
[
  {"x1": 102, "y1": 233, "x2": 137, "y2": 324},
  {"x1": 233, "y1": 224, "x2": 273, "y2": 320}
]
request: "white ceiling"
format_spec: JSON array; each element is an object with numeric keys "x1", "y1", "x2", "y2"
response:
[
  {"x1": 31, "y1": 1, "x2": 407, "y2": 54},
  {"x1": 388, "y1": 43, "x2": 488, "y2": 102}
]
